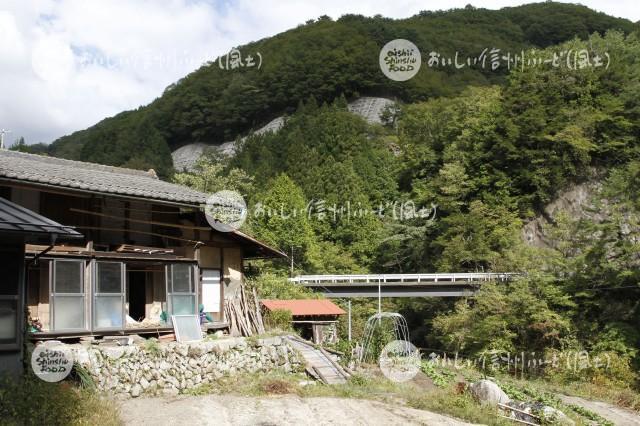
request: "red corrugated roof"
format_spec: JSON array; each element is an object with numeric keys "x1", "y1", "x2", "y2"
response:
[{"x1": 261, "y1": 299, "x2": 346, "y2": 316}]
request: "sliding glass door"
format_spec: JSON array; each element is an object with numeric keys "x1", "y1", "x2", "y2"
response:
[
  {"x1": 51, "y1": 259, "x2": 87, "y2": 332},
  {"x1": 93, "y1": 261, "x2": 125, "y2": 331},
  {"x1": 166, "y1": 263, "x2": 197, "y2": 316}
]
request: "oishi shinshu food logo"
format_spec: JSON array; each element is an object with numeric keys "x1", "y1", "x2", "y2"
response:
[
  {"x1": 204, "y1": 190, "x2": 248, "y2": 232},
  {"x1": 379, "y1": 39, "x2": 421, "y2": 82},
  {"x1": 31, "y1": 342, "x2": 74, "y2": 382}
]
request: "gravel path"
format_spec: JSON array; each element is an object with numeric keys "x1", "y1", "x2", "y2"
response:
[
  {"x1": 559, "y1": 395, "x2": 640, "y2": 425},
  {"x1": 119, "y1": 394, "x2": 477, "y2": 425}
]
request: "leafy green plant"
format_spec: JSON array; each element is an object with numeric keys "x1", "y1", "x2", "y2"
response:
[
  {"x1": 143, "y1": 338, "x2": 162, "y2": 357},
  {"x1": 264, "y1": 308, "x2": 293, "y2": 331},
  {"x1": 70, "y1": 363, "x2": 96, "y2": 391},
  {"x1": 566, "y1": 403, "x2": 614, "y2": 426},
  {"x1": 421, "y1": 361, "x2": 456, "y2": 388},
  {"x1": 249, "y1": 273, "x2": 319, "y2": 299}
]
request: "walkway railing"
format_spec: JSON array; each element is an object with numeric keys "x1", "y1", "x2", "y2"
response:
[{"x1": 290, "y1": 272, "x2": 517, "y2": 285}]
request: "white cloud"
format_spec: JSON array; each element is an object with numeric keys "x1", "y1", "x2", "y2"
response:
[{"x1": 0, "y1": 0, "x2": 637, "y2": 145}]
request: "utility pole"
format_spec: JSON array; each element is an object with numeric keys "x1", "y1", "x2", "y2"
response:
[
  {"x1": 289, "y1": 245, "x2": 301, "y2": 277},
  {"x1": 378, "y1": 277, "x2": 382, "y2": 315},
  {"x1": 0, "y1": 129, "x2": 11, "y2": 150},
  {"x1": 348, "y1": 300, "x2": 352, "y2": 341}
]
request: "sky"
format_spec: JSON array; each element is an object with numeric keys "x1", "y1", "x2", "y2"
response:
[{"x1": 0, "y1": 0, "x2": 638, "y2": 146}]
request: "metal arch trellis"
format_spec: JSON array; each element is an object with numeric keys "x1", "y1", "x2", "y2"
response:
[{"x1": 357, "y1": 312, "x2": 412, "y2": 364}]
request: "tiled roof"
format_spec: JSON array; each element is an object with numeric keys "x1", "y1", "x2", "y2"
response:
[
  {"x1": 0, "y1": 150, "x2": 207, "y2": 205},
  {"x1": 261, "y1": 299, "x2": 346, "y2": 316},
  {"x1": 0, "y1": 196, "x2": 83, "y2": 240}
]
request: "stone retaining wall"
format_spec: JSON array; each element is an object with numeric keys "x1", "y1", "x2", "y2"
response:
[{"x1": 69, "y1": 336, "x2": 303, "y2": 398}]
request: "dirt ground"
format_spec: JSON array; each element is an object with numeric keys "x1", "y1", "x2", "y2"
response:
[
  {"x1": 118, "y1": 394, "x2": 477, "y2": 425},
  {"x1": 558, "y1": 395, "x2": 640, "y2": 426}
]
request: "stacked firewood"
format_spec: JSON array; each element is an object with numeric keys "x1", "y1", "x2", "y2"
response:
[{"x1": 224, "y1": 285, "x2": 265, "y2": 336}]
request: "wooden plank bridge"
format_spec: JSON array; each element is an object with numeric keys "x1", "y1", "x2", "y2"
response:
[
  {"x1": 285, "y1": 336, "x2": 350, "y2": 384},
  {"x1": 289, "y1": 273, "x2": 518, "y2": 298}
]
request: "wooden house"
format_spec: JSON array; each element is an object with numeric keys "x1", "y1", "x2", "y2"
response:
[{"x1": 0, "y1": 150, "x2": 284, "y2": 345}]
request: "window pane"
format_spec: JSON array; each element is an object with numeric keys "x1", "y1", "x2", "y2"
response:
[
  {"x1": 53, "y1": 296, "x2": 84, "y2": 330},
  {"x1": 0, "y1": 251, "x2": 21, "y2": 295},
  {"x1": 201, "y1": 269, "x2": 221, "y2": 313},
  {"x1": 171, "y1": 295, "x2": 195, "y2": 315},
  {"x1": 97, "y1": 263, "x2": 122, "y2": 293},
  {"x1": 171, "y1": 264, "x2": 192, "y2": 293},
  {"x1": 172, "y1": 315, "x2": 202, "y2": 342},
  {"x1": 0, "y1": 299, "x2": 17, "y2": 343},
  {"x1": 55, "y1": 261, "x2": 83, "y2": 293},
  {"x1": 94, "y1": 296, "x2": 123, "y2": 329}
]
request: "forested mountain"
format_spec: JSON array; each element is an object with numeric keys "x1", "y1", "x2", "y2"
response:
[
  {"x1": 173, "y1": 29, "x2": 640, "y2": 382},
  {"x1": 35, "y1": 2, "x2": 638, "y2": 177}
]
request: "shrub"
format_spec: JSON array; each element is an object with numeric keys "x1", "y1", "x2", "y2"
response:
[
  {"x1": 143, "y1": 338, "x2": 162, "y2": 357},
  {"x1": 542, "y1": 350, "x2": 637, "y2": 387},
  {"x1": 264, "y1": 309, "x2": 293, "y2": 331},
  {"x1": 0, "y1": 374, "x2": 119, "y2": 425},
  {"x1": 69, "y1": 363, "x2": 96, "y2": 391},
  {"x1": 249, "y1": 273, "x2": 319, "y2": 299}
]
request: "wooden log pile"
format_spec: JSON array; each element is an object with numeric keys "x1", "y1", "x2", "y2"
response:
[{"x1": 224, "y1": 285, "x2": 265, "y2": 336}]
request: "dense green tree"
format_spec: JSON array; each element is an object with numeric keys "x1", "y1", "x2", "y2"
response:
[
  {"x1": 9, "y1": 138, "x2": 51, "y2": 155},
  {"x1": 432, "y1": 275, "x2": 575, "y2": 356},
  {"x1": 173, "y1": 154, "x2": 255, "y2": 197},
  {"x1": 249, "y1": 174, "x2": 316, "y2": 262},
  {"x1": 433, "y1": 200, "x2": 522, "y2": 272}
]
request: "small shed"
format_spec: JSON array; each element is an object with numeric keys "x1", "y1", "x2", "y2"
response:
[{"x1": 261, "y1": 299, "x2": 345, "y2": 345}]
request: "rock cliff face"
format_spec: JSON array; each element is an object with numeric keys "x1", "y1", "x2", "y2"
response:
[
  {"x1": 171, "y1": 97, "x2": 395, "y2": 171},
  {"x1": 522, "y1": 182, "x2": 604, "y2": 248},
  {"x1": 67, "y1": 336, "x2": 303, "y2": 398}
]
